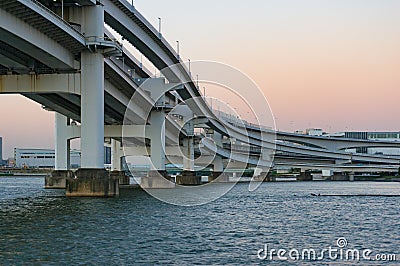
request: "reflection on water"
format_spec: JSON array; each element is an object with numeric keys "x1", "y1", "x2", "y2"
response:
[{"x1": 0, "y1": 177, "x2": 399, "y2": 265}]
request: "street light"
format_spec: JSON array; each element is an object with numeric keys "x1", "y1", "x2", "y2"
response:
[
  {"x1": 188, "y1": 58, "x2": 191, "y2": 76},
  {"x1": 176, "y1": 40, "x2": 180, "y2": 59},
  {"x1": 158, "y1": 17, "x2": 162, "y2": 38}
]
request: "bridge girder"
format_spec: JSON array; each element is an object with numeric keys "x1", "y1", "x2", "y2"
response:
[{"x1": 0, "y1": 9, "x2": 78, "y2": 70}]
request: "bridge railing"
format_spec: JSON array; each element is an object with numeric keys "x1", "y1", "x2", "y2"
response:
[
  {"x1": 85, "y1": 36, "x2": 123, "y2": 55},
  {"x1": 27, "y1": 0, "x2": 84, "y2": 38},
  {"x1": 212, "y1": 109, "x2": 272, "y2": 132}
]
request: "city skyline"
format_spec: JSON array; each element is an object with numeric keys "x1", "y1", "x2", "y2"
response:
[{"x1": 0, "y1": 0, "x2": 399, "y2": 157}]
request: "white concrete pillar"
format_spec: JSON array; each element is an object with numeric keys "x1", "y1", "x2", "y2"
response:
[
  {"x1": 149, "y1": 111, "x2": 166, "y2": 170},
  {"x1": 349, "y1": 172, "x2": 355, "y2": 182},
  {"x1": 183, "y1": 137, "x2": 194, "y2": 171},
  {"x1": 55, "y1": 112, "x2": 68, "y2": 170},
  {"x1": 214, "y1": 132, "x2": 223, "y2": 146},
  {"x1": 213, "y1": 132, "x2": 224, "y2": 172},
  {"x1": 213, "y1": 156, "x2": 224, "y2": 172},
  {"x1": 111, "y1": 139, "x2": 122, "y2": 171},
  {"x1": 80, "y1": 4, "x2": 104, "y2": 169}
]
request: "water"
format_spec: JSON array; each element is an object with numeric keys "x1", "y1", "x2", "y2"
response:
[{"x1": 0, "y1": 177, "x2": 399, "y2": 265}]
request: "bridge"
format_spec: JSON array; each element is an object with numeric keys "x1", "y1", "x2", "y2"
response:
[{"x1": 1, "y1": 0, "x2": 400, "y2": 197}]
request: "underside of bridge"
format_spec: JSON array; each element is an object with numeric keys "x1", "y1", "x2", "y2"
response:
[{"x1": 1, "y1": 0, "x2": 399, "y2": 197}]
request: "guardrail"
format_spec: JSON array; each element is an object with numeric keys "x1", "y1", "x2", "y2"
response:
[
  {"x1": 27, "y1": 0, "x2": 84, "y2": 38},
  {"x1": 85, "y1": 36, "x2": 123, "y2": 55}
]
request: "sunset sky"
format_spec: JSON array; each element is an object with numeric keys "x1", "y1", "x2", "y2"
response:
[{"x1": 0, "y1": 0, "x2": 399, "y2": 158}]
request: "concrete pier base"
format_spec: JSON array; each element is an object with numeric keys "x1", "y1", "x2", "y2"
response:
[
  {"x1": 109, "y1": 171, "x2": 130, "y2": 185},
  {"x1": 176, "y1": 171, "x2": 201, "y2": 186},
  {"x1": 297, "y1": 172, "x2": 313, "y2": 181},
  {"x1": 253, "y1": 172, "x2": 276, "y2": 182},
  {"x1": 329, "y1": 173, "x2": 349, "y2": 181},
  {"x1": 140, "y1": 170, "x2": 175, "y2": 189},
  {"x1": 66, "y1": 169, "x2": 119, "y2": 197},
  {"x1": 208, "y1": 172, "x2": 229, "y2": 183},
  {"x1": 45, "y1": 170, "x2": 74, "y2": 189}
]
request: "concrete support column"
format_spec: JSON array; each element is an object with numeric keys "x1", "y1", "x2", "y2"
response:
[
  {"x1": 149, "y1": 110, "x2": 166, "y2": 171},
  {"x1": 213, "y1": 156, "x2": 223, "y2": 172},
  {"x1": 80, "y1": 4, "x2": 104, "y2": 169},
  {"x1": 349, "y1": 172, "x2": 355, "y2": 182},
  {"x1": 55, "y1": 112, "x2": 68, "y2": 170},
  {"x1": 176, "y1": 134, "x2": 202, "y2": 185},
  {"x1": 111, "y1": 139, "x2": 122, "y2": 171},
  {"x1": 66, "y1": 4, "x2": 118, "y2": 197},
  {"x1": 208, "y1": 156, "x2": 229, "y2": 182},
  {"x1": 47, "y1": 113, "x2": 72, "y2": 189},
  {"x1": 182, "y1": 137, "x2": 194, "y2": 171},
  {"x1": 110, "y1": 139, "x2": 129, "y2": 185},
  {"x1": 208, "y1": 132, "x2": 228, "y2": 183},
  {"x1": 80, "y1": 50, "x2": 104, "y2": 169},
  {"x1": 141, "y1": 110, "x2": 175, "y2": 188}
]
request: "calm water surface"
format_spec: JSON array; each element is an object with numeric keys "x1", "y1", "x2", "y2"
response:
[{"x1": 0, "y1": 177, "x2": 399, "y2": 265}]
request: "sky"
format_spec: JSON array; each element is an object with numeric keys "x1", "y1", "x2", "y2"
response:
[{"x1": 0, "y1": 0, "x2": 399, "y2": 158}]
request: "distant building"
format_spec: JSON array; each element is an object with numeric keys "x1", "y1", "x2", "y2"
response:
[
  {"x1": 7, "y1": 157, "x2": 15, "y2": 167},
  {"x1": 0, "y1": 137, "x2": 6, "y2": 166},
  {"x1": 294, "y1": 130, "x2": 305, "y2": 135},
  {"x1": 326, "y1": 131, "x2": 400, "y2": 155},
  {"x1": 14, "y1": 148, "x2": 81, "y2": 168},
  {"x1": 306, "y1": 128, "x2": 323, "y2": 136},
  {"x1": 294, "y1": 128, "x2": 324, "y2": 136},
  {"x1": 363, "y1": 132, "x2": 400, "y2": 155},
  {"x1": 325, "y1": 132, "x2": 344, "y2": 138},
  {"x1": 14, "y1": 147, "x2": 112, "y2": 168}
]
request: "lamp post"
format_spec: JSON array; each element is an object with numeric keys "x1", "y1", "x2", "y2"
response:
[
  {"x1": 158, "y1": 17, "x2": 162, "y2": 38},
  {"x1": 188, "y1": 58, "x2": 191, "y2": 76},
  {"x1": 176, "y1": 40, "x2": 180, "y2": 59}
]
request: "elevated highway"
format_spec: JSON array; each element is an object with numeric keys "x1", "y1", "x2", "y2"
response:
[{"x1": 1, "y1": 0, "x2": 399, "y2": 196}]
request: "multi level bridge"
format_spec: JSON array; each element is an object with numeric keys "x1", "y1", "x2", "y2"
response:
[{"x1": 1, "y1": 0, "x2": 399, "y2": 196}]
